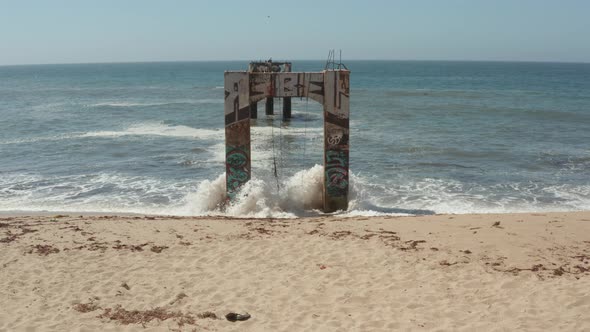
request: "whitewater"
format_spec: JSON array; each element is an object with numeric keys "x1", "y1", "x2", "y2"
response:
[{"x1": 1, "y1": 61, "x2": 589, "y2": 217}]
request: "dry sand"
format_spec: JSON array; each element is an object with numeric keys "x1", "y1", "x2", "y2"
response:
[{"x1": 1, "y1": 212, "x2": 589, "y2": 331}]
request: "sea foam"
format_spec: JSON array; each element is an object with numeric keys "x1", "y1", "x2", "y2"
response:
[
  {"x1": 81, "y1": 123, "x2": 223, "y2": 140},
  {"x1": 0, "y1": 123, "x2": 224, "y2": 145},
  {"x1": 180, "y1": 165, "x2": 325, "y2": 218}
]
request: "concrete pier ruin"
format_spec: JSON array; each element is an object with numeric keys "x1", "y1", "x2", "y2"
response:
[
  {"x1": 248, "y1": 61, "x2": 293, "y2": 119},
  {"x1": 224, "y1": 60, "x2": 350, "y2": 212}
]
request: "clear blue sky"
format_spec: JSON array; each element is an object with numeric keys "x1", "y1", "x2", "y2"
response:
[{"x1": 1, "y1": 0, "x2": 589, "y2": 65}]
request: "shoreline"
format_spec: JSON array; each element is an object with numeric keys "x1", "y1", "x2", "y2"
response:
[
  {"x1": 1, "y1": 211, "x2": 589, "y2": 331},
  {"x1": 1, "y1": 209, "x2": 589, "y2": 218}
]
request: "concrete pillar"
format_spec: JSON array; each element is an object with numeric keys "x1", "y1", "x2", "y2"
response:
[
  {"x1": 323, "y1": 70, "x2": 350, "y2": 212},
  {"x1": 224, "y1": 68, "x2": 350, "y2": 214},
  {"x1": 282, "y1": 97, "x2": 291, "y2": 119},
  {"x1": 250, "y1": 102, "x2": 258, "y2": 119},
  {"x1": 224, "y1": 72, "x2": 251, "y2": 200},
  {"x1": 265, "y1": 97, "x2": 274, "y2": 115}
]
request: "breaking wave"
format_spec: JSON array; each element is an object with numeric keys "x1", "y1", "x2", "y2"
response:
[
  {"x1": 1, "y1": 165, "x2": 589, "y2": 218},
  {"x1": 80, "y1": 123, "x2": 223, "y2": 139},
  {"x1": 88, "y1": 99, "x2": 223, "y2": 107},
  {"x1": 0, "y1": 123, "x2": 224, "y2": 145}
]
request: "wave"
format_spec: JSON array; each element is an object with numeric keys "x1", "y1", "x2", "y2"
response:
[
  {"x1": 383, "y1": 88, "x2": 577, "y2": 100},
  {"x1": 0, "y1": 172, "x2": 193, "y2": 215},
  {"x1": 385, "y1": 89, "x2": 490, "y2": 99},
  {"x1": 1, "y1": 121, "x2": 328, "y2": 146},
  {"x1": 1, "y1": 166, "x2": 589, "y2": 217},
  {"x1": 0, "y1": 123, "x2": 224, "y2": 145},
  {"x1": 88, "y1": 99, "x2": 223, "y2": 107},
  {"x1": 79, "y1": 122, "x2": 321, "y2": 150},
  {"x1": 81, "y1": 123, "x2": 224, "y2": 139},
  {"x1": 179, "y1": 165, "x2": 326, "y2": 218},
  {"x1": 0, "y1": 166, "x2": 345, "y2": 218},
  {"x1": 1, "y1": 135, "x2": 72, "y2": 145},
  {"x1": 369, "y1": 176, "x2": 590, "y2": 215},
  {"x1": 536, "y1": 152, "x2": 590, "y2": 172}
]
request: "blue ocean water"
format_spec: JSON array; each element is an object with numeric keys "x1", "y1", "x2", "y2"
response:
[{"x1": 1, "y1": 61, "x2": 589, "y2": 217}]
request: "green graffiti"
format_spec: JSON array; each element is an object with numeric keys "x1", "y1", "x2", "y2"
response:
[
  {"x1": 325, "y1": 150, "x2": 348, "y2": 197},
  {"x1": 226, "y1": 146, "x2": 250, "y2": 194}
]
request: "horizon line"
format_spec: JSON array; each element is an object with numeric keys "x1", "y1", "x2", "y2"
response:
[{"x1": 1, "y1": 58, "x2": 590, "y2": 67}]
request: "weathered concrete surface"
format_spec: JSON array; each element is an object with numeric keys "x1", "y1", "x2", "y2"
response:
[
  {"x1": 224, "y1": 72, "x2": 251, "y2": 199},
  {"x1": 323, "y1": 70, "x2": 350, "y2": 212},
  {"x1": 224, "y1": 68, "x2": 350, "y2": 212}
]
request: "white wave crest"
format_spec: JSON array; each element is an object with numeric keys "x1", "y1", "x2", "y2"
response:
[
  {"x1": 0, "y1": 123, "x2": 224, "y2": 145},
  {"x1": 2, "y1": 168, "x2": 588, "y2": 218},
  {"x1": 81, "y1": 123, "x2": 223, "y2": 140},
  {"x1": 88, "y1": 99, "x2": 222, "y2": 107},
  {"x1": 180, "y1": 165, "x2": 325, "y2": 218}
]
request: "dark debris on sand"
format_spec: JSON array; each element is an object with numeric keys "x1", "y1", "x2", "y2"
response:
[
  {"x1": 73, "y1": 302, "x2": 100, "y2": 313},
  {"x1": 112, "y1": 243, "x2": 149, "y2": 252},
  {"x1": 399, "y1": 240, "x2": 427, "y2": 251},
  {"x1": 197, "y1": 311, "x2": 219, "y2": 319},
  {"x1": 490, "y1": 260, "x2": 590, "y2": 279},
  {"x1": 73, "y1": 298, "x2": 221, "y2": 328},
  {"x1": 97, "y1": 306, "x2": 197, "y2": 327},
  {"x1": 150, "y1": 245, "x2": 168, "y2": 253},
  {"x1": 1, "y1": 226, "x2": 38, "y2": 244},
  {"x1": 27, "y1": 244, "x2": 60, "y2": 256}
]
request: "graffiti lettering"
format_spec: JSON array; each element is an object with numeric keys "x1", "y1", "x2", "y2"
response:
[
  {"x1": 327, "y1": 127, "x2": 344, "y2": 146},
  {"x1": 283, "y1": 77, "x2": 292, "y2": 93}
]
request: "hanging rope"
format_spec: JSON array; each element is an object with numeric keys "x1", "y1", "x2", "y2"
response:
[
  {"x1": 278, "y1": 96, "x2": 283, "y2": 173},
  {"x1": 272, "y1": 124, "x2": 278, "y2": 177},
  {"x1": 272, "y1": 78, "x2": 282, "y2": 195},
  {"x1": 270, "y1": 97, "x2": 280, "y2": 193},
  {"x1": 302, "y1": 74, "x2": 308, "y2": 162}
]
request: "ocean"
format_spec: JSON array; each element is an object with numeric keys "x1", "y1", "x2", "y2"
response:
[{"x1": 1, "y1": 61, "x2": 589, "y2": 217}]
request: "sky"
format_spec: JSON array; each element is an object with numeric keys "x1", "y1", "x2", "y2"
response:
[{"x1": 1, "y1": 0, "x2": 589, "y2": 65}]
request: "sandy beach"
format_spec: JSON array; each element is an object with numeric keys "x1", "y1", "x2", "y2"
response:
[{"x1": 1, "y1": 212, "x2": 589, "y2": 331}]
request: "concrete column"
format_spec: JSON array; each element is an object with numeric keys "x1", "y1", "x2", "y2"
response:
[
  {"x1": 322, "y1": 70, "x2": 350, "y2": 212},
  {"x1": 224, "y1": 72, "x2": 251, "y2": 200},
  {"x1": 265, "y1": 97, "x2": 274, "y2": 115},
  {"x1": 250, "y1": 102, "x2": 258, "y2": 119},
  {"x1": 282, "y1": 97, "x2": 291, "y2": 119}
]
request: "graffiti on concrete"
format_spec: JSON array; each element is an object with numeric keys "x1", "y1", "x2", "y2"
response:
[
  {"x1": 226, "y1": 145, "x2": 250, "y2": 195},
  {"x1": 326, "y1": 123, "x2": 348, "y2": 147},
  {"x1": 224, "y1": 64, "x2": 349, "y2": 212},
  {"x1": 224, "y1": 72, "x2": 250, "y2": 126},
  {"x1": 325, "y1": 150, "x2": 348, "y2": 197},
  {"x1": 327, "y1": 129, "x2": 343, "y2": 146}
]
